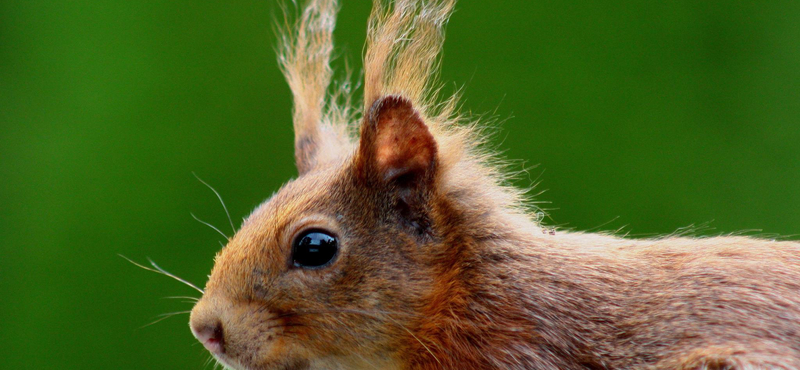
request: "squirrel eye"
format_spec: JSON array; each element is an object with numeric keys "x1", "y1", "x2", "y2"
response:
[{"x1": 291, "y1": 230, "x2": 338, "y2": 268}]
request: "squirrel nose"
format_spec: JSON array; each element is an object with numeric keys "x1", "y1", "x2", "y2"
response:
[{"x1": 191, "y1": 320, "x2": 225, "y2": 354}]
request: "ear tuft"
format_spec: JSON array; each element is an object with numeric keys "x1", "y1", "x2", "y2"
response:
[{"x1": 358, "y1": 95, "x2": 438, "y2": 185}]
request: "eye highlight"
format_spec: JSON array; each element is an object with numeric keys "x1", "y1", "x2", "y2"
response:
[{"x1": 291, "y1": 230, "x2": 339, "y2": 268}]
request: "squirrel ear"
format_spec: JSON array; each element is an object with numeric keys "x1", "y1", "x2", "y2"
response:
[{"x1": 356, "y1": 95, "x2": 438, "y2": 190}]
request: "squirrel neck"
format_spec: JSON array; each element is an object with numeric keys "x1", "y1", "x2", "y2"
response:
[{"x1": 401, "y1": 188, "x2": 631, "y2": 370}]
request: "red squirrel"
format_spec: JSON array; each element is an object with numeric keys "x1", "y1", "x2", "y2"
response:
[{"x1": 188, "y1": 1, "x2": 800, "y2": 369}]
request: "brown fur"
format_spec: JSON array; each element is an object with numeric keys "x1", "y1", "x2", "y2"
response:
[{"x1": 189, "y1": 1, "x2": 800, "y2": 369}]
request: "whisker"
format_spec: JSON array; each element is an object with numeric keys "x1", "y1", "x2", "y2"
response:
[
  {"x1": 191, "y1": 213, "x2": 230, "y2": 240},
  {"x1": 147, "y1": 258, "x2": 205, "y2": 294},
  {"x1": 158, "y1": 310, "x2": 192, "y2": 317},
  {"x1": 343, "y1": 310, "x2": 442, "y2": 365},
  {"x1": 193, "y1": 172, "x2": 236, "y2": 235},
  {"x1": 389, "y1": 318, "x2": 441, "y2": 366},
  {"x1": 203, "y1": 355, "x2": 215, "y2": 370},
  {"x1": 265, "y1": 322, "x2": 325, "y2": 331},
  {"x1": 139, "y1": 310, "x2": 191, "y2": 329},
  {"x1": 120, "y1": 255, "x2": 204, "y2": 294},
  {"x1": 163, "y1": 296, "x2": 200, "y2": 302},
  {"x1": 140, "y1": 315, "x2": 175, "y2": 329},
  {"x1": 276, "y1": 308, "x2": 416, "y2": 319},
  {"x1": 214, "y1": 359, "x2": 227, "y2": 370},
  {"x1": 276, "y1": 307, "x2": 441, "y2": 365}
]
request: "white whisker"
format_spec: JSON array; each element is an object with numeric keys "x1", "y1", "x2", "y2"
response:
[
  {"x1": 203, "y1": 354, "x2": 215, "y2": 370},
  {"x1": 285, "y1": 307, "x2": 441, "y2": 366},
  {"x1": 191, "y1": 213, "x2": 230, "y2": 240},
  {"x1": 193, "y1": 172, "x2": 236, "y2": 235},
  {"x1": 139, "y1": 310, "x2": 191, "y2": 329},
  {"x1": 159, "y1": 310, "x2": 191, "y2": 317},
  {"x1": 164, "y1": 296, "x2": 200, "y2": 302},
  {"x1": 163, "y1": 296, "x2": 200, "y2": 305},
  {"x1": 120, "y1": 255, "x2": 204, "y2": 294}
]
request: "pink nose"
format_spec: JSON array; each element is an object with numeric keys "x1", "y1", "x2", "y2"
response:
[{"x1": 191, "y1": 321, "x2": 224, "y2": 354}]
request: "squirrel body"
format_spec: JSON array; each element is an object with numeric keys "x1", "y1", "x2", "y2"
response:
[{"x1": 189, "y1": 1, "x2": 800, "y2": 369}]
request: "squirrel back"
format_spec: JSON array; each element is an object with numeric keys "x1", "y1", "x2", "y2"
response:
[{"x1": 188, "y1": 1, "x2": 800, "y2": 369}]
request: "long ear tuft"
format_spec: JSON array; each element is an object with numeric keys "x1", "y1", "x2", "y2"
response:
[
  {"x1": 364, "y1": 0, "x2": 455, "y2": 110},
  {"x1": 278, "y1": 0, "x2": 351, "y2": 174},
  {"x1": 276, "y1": 0, "x2": 539, "y2": 226},
  {"x1": 358, "y1": 0, "x2": 536, "y2": 222}
]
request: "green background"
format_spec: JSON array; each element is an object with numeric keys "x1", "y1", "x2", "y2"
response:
[{"x1": 2, "y1": 1, "x2": 799, "y2": 368}]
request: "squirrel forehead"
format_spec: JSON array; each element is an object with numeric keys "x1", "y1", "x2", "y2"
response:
[{"x1": 234, "y1": 165, "x2": 353, "y2": 247}]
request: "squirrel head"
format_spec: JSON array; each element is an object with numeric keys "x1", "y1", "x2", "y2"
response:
[
  {"x1": 190, "y1": 95, "x2": 441, "y2": 369},
  {"x1": 190, "y1": 0, "x2": 527, "y2": 369}
]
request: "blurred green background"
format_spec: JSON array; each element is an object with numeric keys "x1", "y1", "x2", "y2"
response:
[{"x1": 2, "y1": 0, "x2": 799, "y2": 368}]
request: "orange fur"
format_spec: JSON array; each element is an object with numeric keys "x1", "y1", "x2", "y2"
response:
[{"x1": 189, "y1": 1, "x2": 800, "y2": 369}]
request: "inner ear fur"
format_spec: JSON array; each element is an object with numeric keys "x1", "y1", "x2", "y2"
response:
[
  {"x1": 356, "y1": 95, "x2": 439, "y2": 236},
  {"x1": 356, "y1": 95, "x2": 438, "y2": 189}
]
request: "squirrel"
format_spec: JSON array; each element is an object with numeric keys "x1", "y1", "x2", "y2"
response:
[{"x1": 188, "y1": 1, "x2": 800, "y2": 369}]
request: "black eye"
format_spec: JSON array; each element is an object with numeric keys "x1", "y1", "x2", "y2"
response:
[{"x1": 291, "y1": 230, "x2": 339, "y2": 268}]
